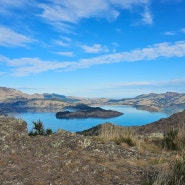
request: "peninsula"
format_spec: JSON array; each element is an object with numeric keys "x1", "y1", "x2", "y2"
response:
[{"x1": 56, "y1": 104, "x2": 123, "y2": 119}]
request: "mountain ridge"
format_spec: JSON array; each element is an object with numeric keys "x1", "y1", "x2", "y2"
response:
[{"x1": 0, "y1": 87, "x2": 185, "y2": 113}]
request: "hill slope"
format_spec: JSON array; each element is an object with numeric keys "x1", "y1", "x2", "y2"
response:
[{"x1": 79, "y1": 110, "x2": 185, "y2": 137}]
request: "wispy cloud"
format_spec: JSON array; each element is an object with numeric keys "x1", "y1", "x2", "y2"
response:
[
  {"x1": 0, "y1": 56, "x2": 75, "y2": 76},
  {"x1": 0, "y1": 0, "x2": 32, "y2": 17},
  {"x1": 54, "y1": 40, "x2": 69, "y2": 47},
  {"x1": 0, "y1": 26, "x2": 34, "y2": 47},
  {"x1": 106, "y1": 79, "x2": 185, "y2": 88},
  {"x1": 74, "y1": 41, "x2": 185, "y2": 69},
  {"x1": 54, "y1": 37, "x2": 72, "y2": 47},
  {"x1": 164, "y1": 31, "x2": 176, "y2": 36},
  {"x1": 0, "y1": 0, "x2": 153, "y2": 35},
  {"x1": 53, "y1": 51, "x2": 74, "y2": 57},
  {"x1": 38, "y1": 0, "x2": 152, "y2": 31},
  {"x1": 93, "y1": 78, "x2": 185, "y2": 97},
  {"x1": 1, "y1": 40, "x2": 185, "y2": 76},
  {"x1": 81, "y1": 44, "x2": 109, "y2": 53},
  {"x1": 164, "y1": 27, "x2": 185, "y2": 36},
  {"x1": 141, "y1": 6, "x2": 153, "y2": 24},
  {"x1": 0, "y1": 0, "x2": 27, "y2": 7},
  {"x1": 181, "y1": 28, "x2": 185, "y2": 33}
]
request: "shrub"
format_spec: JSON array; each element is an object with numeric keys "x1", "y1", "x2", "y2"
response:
[
  {"x1": 163, "y1": 129, "x2": 178, "y2": 150},
  {"x1": 28, "y1": 119, "x2": 53, "y2": 136},
  {"x1": 114, "y1": 135, "x2": 135, "y2": 146},
  {"x1": 45, "y1": 129, "x2": 53, "y2": 136},
  {"x1": 152, "y1": 156, "x2": 185, "y2": 185},
  {"x1": 142, "y1": 158, "x2": 185, "y2": 185}
]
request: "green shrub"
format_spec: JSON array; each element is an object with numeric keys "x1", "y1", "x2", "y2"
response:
[
  {"x1": 45, "y1": 129, "x2": 53, "y2": 136},
  {"x1": 167, "y1": 157, "x2": 185, "y2": 185},
  {"x1": 143, "y1": 156, "x2": 185, "y2": 185},
  {"x1": 114, "y1": 136, "x2": 135, "y2": 146},
  {"x1": 29, "y1": 119, "x2": 53, "y2": 136},
  {"x1": 163, "y1": 129, "x2": 178, "y2": 150}
]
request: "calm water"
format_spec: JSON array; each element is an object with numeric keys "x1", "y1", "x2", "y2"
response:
[{"x1": 10, "y1": 106, "x2": 169, "y2": 132}]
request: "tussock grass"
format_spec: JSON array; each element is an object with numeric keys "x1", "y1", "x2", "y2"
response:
[
  {"x1": 94, "y1": 123, "x2": 137, "y2": 147},
  {"x1": 152, "y1": 154, "x2": 185, "y2": 185},
  {"x1": 163, "y1": 126, "x2": 185, "y2": 151}
]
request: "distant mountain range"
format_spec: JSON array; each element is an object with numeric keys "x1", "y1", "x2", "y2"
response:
[
  {"x1": 108, "y1": 91, "x2": 185, "y2": 112},
  {"x1": 0, "y1": 87, "x2": 185, "y2": 114}
]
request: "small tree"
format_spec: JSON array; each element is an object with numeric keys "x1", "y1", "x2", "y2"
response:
[{"x1": 29, "y1": 119, "x2": 53, "y2": 136}]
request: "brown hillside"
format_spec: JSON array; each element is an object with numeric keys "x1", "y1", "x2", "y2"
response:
[{"x1": 136, "y1": 110, "x2": 185, "y2": 135}]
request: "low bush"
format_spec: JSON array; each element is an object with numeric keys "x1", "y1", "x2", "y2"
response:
[
  {"x1": 29, "y1": 119, "x2": 53, "y2": 136},
  {"x1": 163, "y1": 129, "x2": 178, "y2": 150},
  {"x1": 114, "y1": 136, "x2": 135, "y2": 146},
  {"x1": 143, "y1": 156, "x2": 185, "y2": 185}
]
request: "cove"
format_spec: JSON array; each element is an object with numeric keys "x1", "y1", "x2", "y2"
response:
[{"x1": 10, "y1": 106, "x2": 168, "y2": 133}]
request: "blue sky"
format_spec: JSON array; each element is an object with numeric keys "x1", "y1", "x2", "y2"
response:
[{"x1": 0, "y1": 0, "x2": 185, "y2": 98}]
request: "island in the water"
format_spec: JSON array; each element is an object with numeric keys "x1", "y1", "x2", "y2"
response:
[{"x1": 56, "y1": 104, "x2": 123, "y2": 119}]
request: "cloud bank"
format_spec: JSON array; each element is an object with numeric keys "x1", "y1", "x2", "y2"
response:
[{"x1": 0, "y1": 40, "x2": 185, "y2": 76}]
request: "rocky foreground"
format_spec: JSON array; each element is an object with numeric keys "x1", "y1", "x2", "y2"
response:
[
  {"x1": 1, "y1": 110, "x2": 185, "y2": 185},
  {"x1": 0, "y1": 116, "x2": 146, "y2": 185}
]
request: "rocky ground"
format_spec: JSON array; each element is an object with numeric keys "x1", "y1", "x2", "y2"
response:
[
  {"x1": 0, "y1": 116, "x2": 147, "y2": 185},
  {"x1": 1, "y1": 110, "x2": 185, "y2": 185}
]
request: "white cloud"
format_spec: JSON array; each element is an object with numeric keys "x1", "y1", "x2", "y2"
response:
[
  {"x1": 0, "y1": 26, "x2": 34, "y2": 47},
  {"x1": 81, "y1": 44, "x2": 109, "y2": 53},
  {"x1": 93, "y1": 78, "x2": 185, "y2": 97},
  {"x1": 54, "y1": 40, "x2": 69, "y2": 47},
  {"x1": 0, "y1": 0, "x2": 27, "y2": 7},
  {"x1": 74, "y1": 41, "x2": 185, "y2": 69},
  {"x1": 142, "y1": 6, "x2": 153, "y2": 24},
  {"x1": 39, "y1": 0, "x2": 110, "y2": 23},
  {"x1": 0, "y1": 0, "x2": 31, "y2": 16},
  {"x1": 0, "y1": 56, "x2": 75, "y2": 76},
  {"x1": 1, "y1": 40, "x2": 185, "y2": 76},
  {"x1": 54, "y1": 37, "x2": 72, "y2": 47},
  {"x1": 164, "y1": 31, "x2": 176, "y2": 36},
  {"x1": 181, "y1": 28, "x2": 185, "y2": 33},
  {"x1": 38, "y1": 0, "x2": 152, "y2": 31},
  {"x1": 53, "y1": 51, "x2": 74, "y2": 57},
  {"x1": 106, "y1": 79, "x2": 185, "y2": 88},
  {"x1": 164, "y1": 28, "x2": 185, "y2": 36}
]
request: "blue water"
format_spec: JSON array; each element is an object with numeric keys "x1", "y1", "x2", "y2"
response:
[{"x1": 10, "y1": 106, "x2": 168, "y2": 132}]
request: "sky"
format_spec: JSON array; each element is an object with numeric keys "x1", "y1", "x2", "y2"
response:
[{"x1": 0, "y1": 0, "x2": 185, "y2": 98}]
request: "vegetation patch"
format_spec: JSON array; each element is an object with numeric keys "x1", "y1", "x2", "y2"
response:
[
  {"x1": 28, "y1": 119, "x2": 53, "y2": 136},
  {"x1": 163, "y1": 129, "x2": 178, "y2": 150}
]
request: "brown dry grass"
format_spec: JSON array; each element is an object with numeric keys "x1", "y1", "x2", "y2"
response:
[{"x1": 93, "y1": 123, "x2": 138, "y2": 147}]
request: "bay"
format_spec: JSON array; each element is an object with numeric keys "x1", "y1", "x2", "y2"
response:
[{"x1": 10, "y1": 106, "x2": 169, "y2": 133}]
